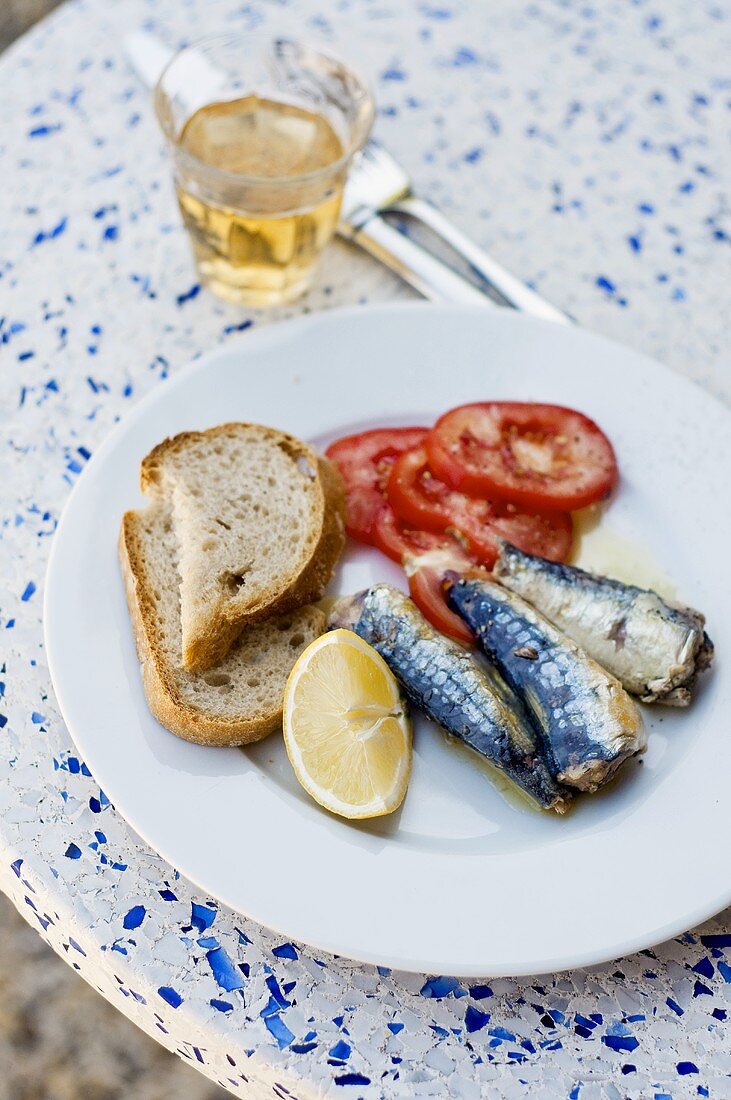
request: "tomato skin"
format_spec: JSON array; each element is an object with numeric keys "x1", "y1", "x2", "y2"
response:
[
  {"x1": 487, "y1": 503, "x2": 573, "y2": 565},
  {"x1": 387, "y1": 446, "x2": 573, "y2": 566},
  {"x1": 325, "y1": 427, "x2": 428, "y2": 543},
  {"x1": 371, "y1": 506, "x2": 478, "y2": 643},
  {"x1": 387, "y1": 446, "x2": 465, "y2": 532},
  {"x1": 372, "y1": 505, "x2": 465, "y2": 564},
  {"x1": 408, "y1": 566, "x2": 475, "y2": 645},
  {"x1": 426, "y1": 402, "x2": 618, "y2": 511}
]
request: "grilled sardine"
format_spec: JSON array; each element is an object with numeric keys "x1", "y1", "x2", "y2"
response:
[
  {"x1": 494, "y1": 541, "x2": 713, "y2": 705},
  {"x1": 329, "y1": 585, "x2": 568, "y2": 813},
  {"x1": 448, "y1": 575, "x2": 646, "y2": 792}
]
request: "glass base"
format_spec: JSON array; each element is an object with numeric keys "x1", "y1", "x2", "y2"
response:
[
  {"x1": 202, "y1": 270, "x2": 314, "y2": 306},
  {"x1": 193, "y1": 248, "x2": 318, "y2": 306}
]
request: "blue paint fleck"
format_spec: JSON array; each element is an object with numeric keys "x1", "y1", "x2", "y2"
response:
[
  {"x1": 123, "y1": 905, "x2": 146, "y2": 930},
  {"x1": 262, "y1": 1013, "x2": 294, "y2": 1049},
  {"x1": 678, "y1": 1062, "x2": 699, "y2": 1075},
  {"x1": 667, "y1": 997, "x2": 684, "y2": 1016},
  {"x1": 692, "y1": 956, "x2": 714, "y2": 978},
  {"x1": 158, "y1": 986, "x2": 183, "y2": 1008},
  {"x1": 450, "y1": 47, "x2": 478, "y2": 66},
  {"x1": 602, "y1": 1034, "x2": 639, "y2": 1053},
  {"x1": 206, "y1": 947, "x2": 245, "y2": 991},
  {"x1": 211, "y1": 998, "x2": 234, "y2": 1013},
  {"x1": 265, "y1": 974, "x2": 289, "y2": 1008},
  {"x1": 191, "y1": 902, "x2": 217, "y2": 931},
  {"x1": 420, "y1": 976, "x2": 460, "y2": 998},
  {"x1": 20, "y1": 581, "x2": 36, "y2": 602},
  {"x1": 103, "y1": 225, "x2": 119, "y2": 241},
  {"x1": 701, "y1": 934, "x2": 731, "y2": 948},
  {"x1": 329, "y1": 1040, "x2": 351, "y2": 1061},
  {"x1": 335, "y1": 1074, "x2": 370, "y2": 1087},
  {"x1": 465, "y1": 1006, "x2": 490, "y2": 1033},
  {"x1": 381, "y1": 68, "x2": 406, "y2": 82},
  {"x1": 176, "y1": 283, "x2": 201, "y2": 307},
  {"x1": 387, "y1": 1022, "x2": 404, "y2": 1034},
  {"x1": 28, "y1": 124, "x2": 62, "y2": 138},
  {"x1": 272, "y1": 943, "x2": 298, "y2": 960},
  {"x1": 64, "y1": 843, "x2": 81, "y2": 859},
  {"x1": 489, "y1": 1026, "x2": 516, "y2": 1042},
  {"x1": 32, "y1": 217, "x2": 67, "y2": 246}
]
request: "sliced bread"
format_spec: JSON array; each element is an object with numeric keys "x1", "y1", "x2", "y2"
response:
[
  {"x1": 119, "y1": 504, "x2": 325, "y2": 746},
  {"x1": 140, "y1": 424, "x2": 345, "y2": 671}
]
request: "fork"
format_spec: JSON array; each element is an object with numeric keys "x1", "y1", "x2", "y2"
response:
[{"x1": 345, "y1": 143, "x2": 570, "y2": 324}]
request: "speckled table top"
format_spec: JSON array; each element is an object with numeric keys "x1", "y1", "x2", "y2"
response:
[{"x1": 2, "y1": 0, "x2": 731, "y2": 1097}]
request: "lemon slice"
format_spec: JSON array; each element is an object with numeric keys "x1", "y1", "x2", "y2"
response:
[{"x1": 283, "y1": 629, "x2": 412, "y2": 819}]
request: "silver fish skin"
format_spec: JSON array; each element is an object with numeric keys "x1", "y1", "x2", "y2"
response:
[
  {"x1": 494, "y1": 541, "x2": 713, "y2": 706},
  {"x1": 447, "y1": 575, "x2": 646, "y2": 792},
  {"x1": 329, "y1": 585, "x2": 569, "y2": 813}
]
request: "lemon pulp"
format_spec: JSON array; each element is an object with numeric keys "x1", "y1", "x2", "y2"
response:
[{"x1": 283, "y1": 629, "x2": 412, "y2": 819}]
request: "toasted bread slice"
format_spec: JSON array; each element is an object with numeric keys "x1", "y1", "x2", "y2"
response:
[
  {"x1": 119, "y1": 504, "x2": 325, "y2": 746},
  {"x1": 140, "y1": 424, "x2": 345, "y2": 670}
]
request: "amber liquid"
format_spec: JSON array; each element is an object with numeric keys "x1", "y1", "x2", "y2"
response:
[{"x1": 177, "y1": 96, "x2": 344, "y2": 305}]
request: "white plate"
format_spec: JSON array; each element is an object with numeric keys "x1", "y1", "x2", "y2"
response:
[{"x1": 45, "y1": 304, "x2": 731, "y2": 976}]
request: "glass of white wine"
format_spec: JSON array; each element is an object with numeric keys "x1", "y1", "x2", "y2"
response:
[{"x1": 155, "y1": 34, "x2": 374, "y2": 306}]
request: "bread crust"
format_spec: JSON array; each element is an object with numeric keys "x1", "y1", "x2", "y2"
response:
[
  {"x1": 119, "y1": 510, "x2": 325, "y2": 746},
  {"x1": 139, "y1": 424, "x2": 345, "y2": 670}
]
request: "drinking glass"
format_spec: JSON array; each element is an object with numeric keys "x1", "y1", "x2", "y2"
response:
[{"x1": 155, "y1": 33, "x2": 374, "y2": 306}]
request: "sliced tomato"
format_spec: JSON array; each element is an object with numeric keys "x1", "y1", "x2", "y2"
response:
[
  {"x1": 487, "y1": 502, "x2": 573, "y2": 564},
  {"x1": 325, "y1": 427, "x2": 428, "y2": 543},
  {"x1": 387, "y1": 446, "x2": 573, "y2": 566},
  {"x1": 409, "y1": 565, "x2": 476, "y2": 645},
  {"x1": 372, "y1": 504, "x2": 468, "y2": 564},
  {"x1": 371, "y1": 506, "x2": 477, "y2": 643},
  {"x1": 426, "y1": 402, "x2": 618, "y2": 511},
  {"x1": 387, "y1": 446, "x2": 467, "y2": 531}
]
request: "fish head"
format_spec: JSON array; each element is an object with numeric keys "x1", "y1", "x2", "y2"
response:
[{"x1": 326, "y1": 590, "x2": 368, "y2": 631}]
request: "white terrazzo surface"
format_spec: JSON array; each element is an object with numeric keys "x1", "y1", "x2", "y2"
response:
[{"x1": 1, "y1": 0, "x2": 730, "y2": 1097}]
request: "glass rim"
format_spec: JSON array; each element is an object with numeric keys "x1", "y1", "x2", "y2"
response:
[{"x1": 154, "y1": 31, "x2": 375, "y2": 188}]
